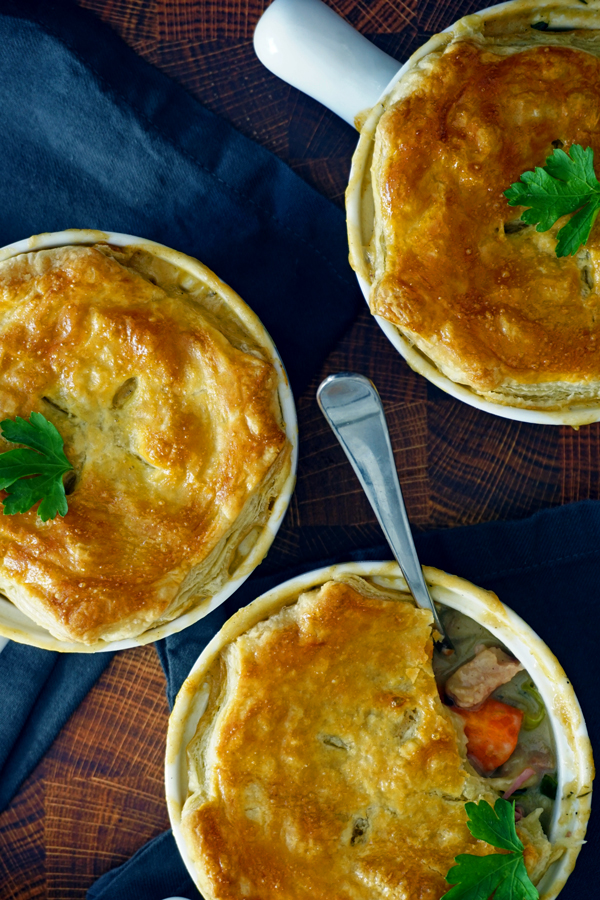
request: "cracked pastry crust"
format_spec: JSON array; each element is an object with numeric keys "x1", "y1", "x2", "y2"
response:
[
  {"x1": 0, "y1": 243, "x2": 291, "y2": 644},
  {"x1": 368, "y1": 13, "x2": 600, "y2": 409},
  {"x1": 180, "y1": 577, "x2": 552, "y2": 900}
]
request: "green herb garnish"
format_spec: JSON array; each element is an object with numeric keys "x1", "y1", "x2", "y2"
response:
[
  {"x1": 0, "y1": 412, "x2": 73, "y2": 521},
  {"x1": 444, "y1": 798, "x2": 538, "y2": 900},
  {"x1": 505, "y1": 143, "x2": 600, "y2": 257}
]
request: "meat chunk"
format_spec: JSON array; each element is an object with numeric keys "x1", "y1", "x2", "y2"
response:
[{"x1": 445, "y1": 646, "x2": 524, "y2": 709}]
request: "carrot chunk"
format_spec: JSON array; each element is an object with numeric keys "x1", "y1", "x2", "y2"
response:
[{"x1": 454, "y1": 697, "x2": 523, "y2": 773}]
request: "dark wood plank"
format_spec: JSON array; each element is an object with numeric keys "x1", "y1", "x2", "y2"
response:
[{"x1": 0, "y1": 646, "x2": 169, "y2": 899}]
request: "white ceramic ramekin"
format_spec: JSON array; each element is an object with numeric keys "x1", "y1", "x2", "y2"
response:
[
  {"x1": 165, "y1": 561, "x2": 593, "y2": 900},
  {"x1": 255, "y1": 0, "x2": 600, "y2": 427},
  {"x1": 0, "y1": 229, "x2": 298, "y2": 653}
]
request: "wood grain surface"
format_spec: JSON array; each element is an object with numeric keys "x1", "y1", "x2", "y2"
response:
[{"x1": 1, "y1": 0, "x2": 598, "y2": 896}]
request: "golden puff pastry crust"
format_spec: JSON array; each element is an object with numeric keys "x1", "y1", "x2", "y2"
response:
[
  {"x1": 0, "y1": 242, "x2": 292, "y2": 645},
  {"x1": 366, "y1": 9, "x2": 600, "y2": 409},
  {"x1": 180, "y1": 577, "x2": 529, "y2": 900}
]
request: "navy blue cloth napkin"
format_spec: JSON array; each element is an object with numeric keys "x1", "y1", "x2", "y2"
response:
[
  {"x1": 0, "y1": 645, "x2": 112, "y2": 811},
  {"x1": 89, "y1": 500, "x2": 598, "y2": 900},
  {"x1": 0, "y1": 0, "x2": 362, "y2": 813},
  {"x1": 0, "y1": 0, "x2": 361, "y2": 395}
]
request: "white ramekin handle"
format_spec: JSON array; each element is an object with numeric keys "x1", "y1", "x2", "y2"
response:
[{"x1": 253, "y1": 0, "x2": 402, "y2": 128}]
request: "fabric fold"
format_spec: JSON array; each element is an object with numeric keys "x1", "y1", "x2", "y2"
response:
[{"x1": 0, "y1": 643, "x2": 113, "y2": 811}]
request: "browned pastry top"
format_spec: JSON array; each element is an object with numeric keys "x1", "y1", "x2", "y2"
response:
[
  {"x1": 182, "y1": 580, "x2": 503, "y2": 900},
  {"x1": 0, "y1": 244, "x2": 287, "y2": 643},
  {"x1": 372, "y1": 38, "x2": 600, "y2": 396}
]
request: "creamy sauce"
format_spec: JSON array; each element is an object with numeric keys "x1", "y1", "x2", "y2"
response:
[{"x1": 433, "y1": 606, "x2": 557, "y2": 831}]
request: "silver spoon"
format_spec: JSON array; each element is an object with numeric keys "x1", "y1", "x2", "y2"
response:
[{"x1": 317, "y1": 372, "x2": 452, "y2": 651}]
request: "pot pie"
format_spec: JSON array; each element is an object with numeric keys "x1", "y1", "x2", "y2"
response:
[
  {"x1": 0, "y1": 241, "x2": 292, "y2": 645},
  {"x1": 178, "y1": 575, "x2": 564, "y2": 900},
  {"x1": 357, "y1": 7, "x2": 600, "y2": 410}
]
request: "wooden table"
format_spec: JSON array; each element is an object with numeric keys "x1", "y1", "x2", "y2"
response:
[{"x1": 1, "y1": 0, "x2": 597, "y2": 896}]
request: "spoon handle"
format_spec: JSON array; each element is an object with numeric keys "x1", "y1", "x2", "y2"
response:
[{"x1": 317, "y1": 372, "x2": 448, "y2": 644}]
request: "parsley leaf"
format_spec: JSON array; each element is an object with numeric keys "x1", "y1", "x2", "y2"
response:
[
  {"x1": 0, "y1": 412, "x2": 73, "y2": 521},
  {"x1": 444, "y1": 799, "x2": 539, "y2": 900},
  {"x1": 504, "y1": 144, "x2": 600, "y2": 257}
]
